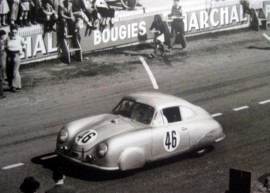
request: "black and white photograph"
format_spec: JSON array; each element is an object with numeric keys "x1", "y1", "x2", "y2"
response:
[{"x1": 0, "y1": 0, "x2": 270, "y2": 192}]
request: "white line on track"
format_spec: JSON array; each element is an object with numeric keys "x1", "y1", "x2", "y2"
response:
[
  {"x1": 41, "y1": 154, "x2": 58, "y2": 160},
  {"x1": 233, "y1": 106, "x2": 249, "y2": 111},
  {"x1": 259, "y1": 99, "x2": 270, "y2": 105},
  {"x1": 263, "y1": 33, "x2": 270, "y2": 41},
  {"x1": 139, "y1": 56, "x2": 159, "y2": 89},
  {"x1": 211, "y1": 113, "x2": 223, "y2": 118},
  {"x1": 2, "y1": 163, "x2": 24, "y2": 170}
]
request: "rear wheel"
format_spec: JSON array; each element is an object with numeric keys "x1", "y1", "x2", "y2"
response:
[
  {"x1": 193, "y1": 146, "x2": 213, "y2": 157},
  {"x1": 195, "y1": 148, "x2": 207, "y2": 157},
  {"x1": 120, "y1": 0, "x2": 138, "y2": 10}
]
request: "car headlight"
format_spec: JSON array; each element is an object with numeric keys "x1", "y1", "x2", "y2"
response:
[
  {"x1": 96, "y1": 142, "x2": 108, "y2": 158},
  {"x1": 58, "y1": 127, "x2": 68, "y2": 144}
]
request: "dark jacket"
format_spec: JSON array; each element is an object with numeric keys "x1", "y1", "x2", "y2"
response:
[
  {"x1": 150, "y1": 20, "x2": 170, "y2": 46},
  {"x1": 170, "y1": 5, "x2": 184, "y2": 32},
  {"x1": 150, "y1": 20, "x2": 166, "y2": 35}
]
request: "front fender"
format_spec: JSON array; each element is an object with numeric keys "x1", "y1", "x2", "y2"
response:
[{"x1": 118, "y1": 147, "x2": 145, "y2": 171}]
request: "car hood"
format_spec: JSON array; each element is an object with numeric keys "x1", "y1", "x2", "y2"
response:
[{"x1": 65, "y1": 114, "x2": 143, "y2": 151}]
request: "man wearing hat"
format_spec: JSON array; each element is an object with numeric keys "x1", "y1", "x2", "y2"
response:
[
  {"x1": 0, "y1": 29, "x2": 7, "y2": 99},
  {"x1": 20, "y1": 176, "x2": 40, "y2": 193},
  {"x1": 168, "y1": 0, "x2": 187, "y2": 50},
  {"x1": 6, "y1": 24, "x2": 26, "y2": 92},
  {"x1": 46, "y1": 168, "x2": 76, "y2": 193}
]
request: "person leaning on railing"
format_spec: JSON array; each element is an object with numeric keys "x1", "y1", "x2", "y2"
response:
[
  {"x1": 18, "y1": 0, "x2": 35, "y2": 26},
  {"x1": 58, "y1": 0, "x2": 75, "y2": 38},
  {"x1": 42, "y1": 1, "x2": 58, "y2": 37},
  {"x1": 0, "y1": 0, "x2": 10, "y2": 27},
  {"x1": 6, "y1": 24, "x2": 26, "y2": 93},
  {"x1": 9, "y1": 0, "x2": 20, "y2": 25}
]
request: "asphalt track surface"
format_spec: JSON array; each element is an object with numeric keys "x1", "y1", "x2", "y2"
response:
[{"x1": 1, "y1": 27, "x2": 270, "y2": 192}]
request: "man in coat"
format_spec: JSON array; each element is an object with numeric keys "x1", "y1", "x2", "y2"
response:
[{"x1": 168, "y1": 0, "x2": 187, "y2": 50}]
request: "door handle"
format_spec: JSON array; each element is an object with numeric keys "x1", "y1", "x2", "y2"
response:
[{"x1": 182, "y1": 127, "x2": 187, "y2": 131}]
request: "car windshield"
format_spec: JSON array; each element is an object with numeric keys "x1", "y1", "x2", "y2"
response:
[{"x1": 112, "y1": 100, "x2": 154, "y2": 124}]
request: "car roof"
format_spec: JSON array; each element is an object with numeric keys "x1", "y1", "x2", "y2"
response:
[{"x1": 122, "y1": 91, "x2": 194, "y2": 110}]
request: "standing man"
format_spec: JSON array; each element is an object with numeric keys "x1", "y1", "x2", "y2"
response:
[
  {"x1": 46, "y1": 168, "x2": 76, "y2": 193},
  {"x1": 168, "y1": 0, "x2": 186, "y2": 50},
  {"x1": 6, "y1": 25, "x2": 26, "y2": 92}
]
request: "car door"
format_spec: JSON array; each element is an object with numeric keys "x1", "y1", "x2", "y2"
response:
[{"x1": 151, "y1": 106, "x2": 190, "y2": 159}]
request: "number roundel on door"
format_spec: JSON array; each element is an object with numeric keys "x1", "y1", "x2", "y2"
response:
[
  {"x1": 75, "y1": 130, "x2": 98, "y2": 145},
  {"x1": 163, "y1": 130, "x2": 180, "y2": 152}
]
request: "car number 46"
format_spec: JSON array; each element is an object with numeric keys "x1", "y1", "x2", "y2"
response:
[
  {"x1": 163, "y1": 130, "x2": 180, "y2": 152},
  {"x1": 76, "y1": 130, "x2": 98, "y2": 145}
]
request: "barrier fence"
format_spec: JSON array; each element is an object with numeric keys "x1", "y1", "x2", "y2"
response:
[{"x1": 1, "y1": 0, "x2": 253, "y2": 65}]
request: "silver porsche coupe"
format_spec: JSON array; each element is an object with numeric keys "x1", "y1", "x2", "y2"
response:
[{"x1": 56, "y1": 92, "x2": 225, "y2": 171}]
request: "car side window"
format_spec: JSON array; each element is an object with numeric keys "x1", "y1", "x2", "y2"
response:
[
  {"x1": 180, "y1": 106, "x2": 196, "y2": 121},
  {"x1": 162, "y1": 107, "x2": 181, "y2": 123}
]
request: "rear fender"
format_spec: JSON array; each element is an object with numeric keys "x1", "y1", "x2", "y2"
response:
[
  {"x1": 195, "y1": 126, "x2": 225, "y2": 149},
  {"x1": 196, "y1": 133, "x2": 215, "y2": 149}
]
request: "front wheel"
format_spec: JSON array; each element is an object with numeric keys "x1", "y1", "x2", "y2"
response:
[{"x1": 120, "y1": 0, "x2": 138, "y2": 10}]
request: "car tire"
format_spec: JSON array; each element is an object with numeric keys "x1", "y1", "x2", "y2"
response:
[
  {"x1": 192, "y1": 145, "x2": 215, "y2": 158},
  {"x1": 195, "y1": 148, "x2": 207, "y2": 156},
  {"x1": 191, "y1": 146, "x2": 210, "y2": 158}
]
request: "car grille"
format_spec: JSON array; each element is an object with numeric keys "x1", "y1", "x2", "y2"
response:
[{"x1": 71, "y1": 152, "x2": 79, "y2": 158}]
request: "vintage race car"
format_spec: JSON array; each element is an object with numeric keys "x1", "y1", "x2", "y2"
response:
[{"x1": 56, "y1": 92, "x2": 225, "y2": 171}]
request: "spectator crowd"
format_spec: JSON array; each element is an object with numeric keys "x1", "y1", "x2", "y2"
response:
[
  {"x1": 0, "y1": 0, "x2": 115, "y2": 30},
  {"x1": 0, "y1": 0, "x2": 114, "y2": 34},
  {"x1": 0, "y1": 0, "x2": 116, "y2": 99}
]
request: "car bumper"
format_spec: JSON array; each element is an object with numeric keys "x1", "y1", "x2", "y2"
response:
[
  {"x1": 215, "y1": 134, "x2": 226, "y2": 143},
  {"x1": 56, "y1": 151, "x2": 119, "y2": 171}
]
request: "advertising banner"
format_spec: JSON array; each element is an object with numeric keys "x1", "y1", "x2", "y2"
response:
[
  {"x1": 20, "y1": 31, "x2": 59, "y2": 64},
  {"x1": 19, "y1": 2, "x2": 249, "y2": 65},
  {"x1": 183, "y1": 4, "x2": 248, "y2": 35},
  {"x1": 80, "y1": 15, "x2": 154, "y2": 51}
]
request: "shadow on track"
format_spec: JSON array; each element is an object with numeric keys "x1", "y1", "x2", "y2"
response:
[
  {"x1": 32, "y1": 153, "x2": 136, "y2": 181},
  {"x1": 31, "y1": 146, "x2": 214, "y2": 182},
  {"x1": 247, "y1": 46, "x2": 270, "y2": 50}
]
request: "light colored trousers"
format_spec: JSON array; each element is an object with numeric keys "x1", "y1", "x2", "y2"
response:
[{"x1": 7, "y1": 51, "x2": 21, "y2": 88}]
